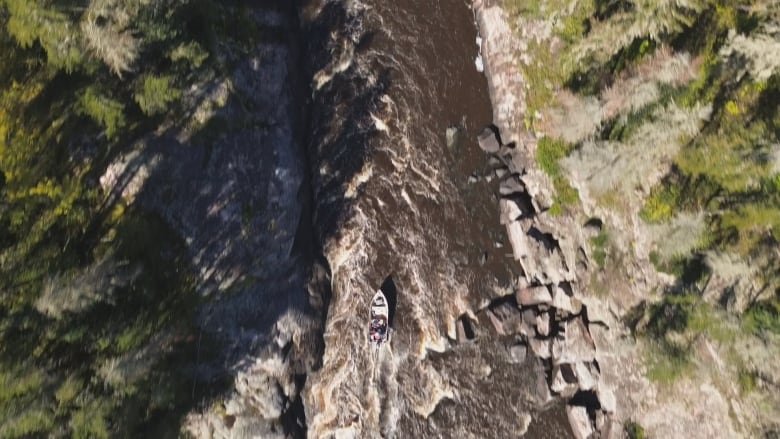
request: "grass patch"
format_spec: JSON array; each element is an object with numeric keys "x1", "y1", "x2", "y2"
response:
[
  {"x1": 638, "y1": 291, "x2": 734, "y2": 384},
  {"x1": 536, "y1": 137, "x2": 580, "y2": 215},
  {"x1": 522, "y1": 40, "x2": 568, "y2": 129},
  {"x1": 536, "y1": 137, "x2": 573, "y2": 175},
  {"x1": 640, "y1": 184, "x2": 681, "y2": 223},
  {"x1": 645, "y1": 340, "x2": 693, "y2": 384},
  {"x1": 590, "y1": 230, "x2": 609, "y2": 268},
  {"x1": 743, "y1": 300, "x2": 780, "y2": 336},
  {"x1": 737, "y1": 368, "x2": 758, "y2": 394},
  {"x1": 549, "y1": 176, "x2": 580, "y2": 216},
  {"x1": 625, "y1": 420, "x2": 646, "y2": 439}
]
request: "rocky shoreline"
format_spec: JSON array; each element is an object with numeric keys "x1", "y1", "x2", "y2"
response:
[
  {"x1": 470, "y1": 1, "x2": 780, "y2": 438},
  {"x1": 472, "y1": 1, "x2": 619, "y2": 437}
]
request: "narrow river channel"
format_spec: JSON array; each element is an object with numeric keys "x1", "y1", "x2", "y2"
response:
[{"x1": 300, "y1": 0, "x2": 573, "y2": 436}]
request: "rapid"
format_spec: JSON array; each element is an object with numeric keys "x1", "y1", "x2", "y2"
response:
[{"x1": 299, "y1": 0, "x2": 572, "y2": 437}]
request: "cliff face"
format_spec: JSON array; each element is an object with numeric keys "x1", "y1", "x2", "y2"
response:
[
  {"x1": 473, "y1": 2, "x2": 621, "y2": 437},
  {"x1": 103, "y1": 5, "x2": 323, "y2": 437},
  {"x1": 474, "y1": 0, "x2": 779, "y2": 438}
]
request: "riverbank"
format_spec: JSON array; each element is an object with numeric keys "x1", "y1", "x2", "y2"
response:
[
  {"x1": 473, "y1": 2, "x2": 620, "y2": 437},
  {"x1": 472, "y1": 0, "x2": 778, "y2": 437}
]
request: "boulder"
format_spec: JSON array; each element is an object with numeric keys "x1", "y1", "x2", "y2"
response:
[
  {"x1": 506, "y1": 220, "x2": 530, "y2": 260},
  {"x1": 595, "y1": 410, "x2": 606, "y2": 432},
  {"x1": 580, "y1": 296, "x2": 611, "y2": 326},
  {"x1": 574, "y1": 361, "x2": 597, "y2": 391},
  {"x1": 486, "y1": 309, "x2": 506, "y2": 335},
  {"x1": 536, "y1": 311, "x2": 550, "y2": 336},
  {"x1": 528, "y1": 336, "x2": 551, "y2": 359},
  {"x1": 505, "y1": 219, "x2": 543, "y2": 281},
  {"x1": 552, "y1": 318, "x2": 596, "y2": 366},
  {"x1": 499, "y1": 198, "x2": 523, "y2": 225},
  {"x1": 566, "y1": 405, "x2": 594, "y2": 439},
  {"x1": 522, "y1": 307, "x2": 536, "y2": 324},
  {"x1": 508, "y1": 149, "x2": 528, "y2": 174},
  {"x1": 519, "y1": 308, "x2": 536, "y2": 337},
  {"x1": 602, "y1": 419, "x2": 623, "y2": 439},
  {"x1": 488, "y1": 156, "x2": 503, "y2": 168},
  {"x1": 519, "y1": 169, "x2": 555, "y2": 211},
  {"x1": 456, "y1": 317, "x2": 470, "y2": 341},
  {"x1": 571, "y1": 296, "x2": 584, "y2": 315},
  {"x1": 516, "y1": 285, "x2": 552, "y2": 306},
  {"x1": 486, "y1": 300, "x2": 524, "y2": 335},
  {"x1": 499, "y1": 176, "x2": 525, "y2": 195},
  {"x1": 597, "y1": 384, "x2": 616, "y2": 413},
  {"x1": 508, "y1": 343, "x2": 527, "y2": 363},
  {"x1": 552, "y1": 285, "x2": 575, "y2": 314},
  {"x1": 533, "y1": 359, "x2": 553, "y2": 404},
  {"x1": 477, "y1": 127, "x2": 501, "y2": 153},
  {"x1": 550, "y1": 364, "x2": 578, "y2": 397},
  {"x1": 445, "y1": 126, "x2": 460, "y2": 150}
]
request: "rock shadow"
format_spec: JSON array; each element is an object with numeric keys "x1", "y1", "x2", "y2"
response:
[{"x1": 380, "y1": 275, "x2": 398, "y2": 328}]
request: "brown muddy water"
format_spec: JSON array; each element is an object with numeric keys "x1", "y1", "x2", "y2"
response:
[{"x1": 300, "y1": 0, "x2": 572, "y2": 437}]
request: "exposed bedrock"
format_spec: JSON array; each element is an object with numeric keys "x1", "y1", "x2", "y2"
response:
[
  {"x1": 98, "y1": 4, "x2": 326, "y2": 437},
  {"x1": 473, "y1": 2, "x2": 620, "y2": 437},
  {"x1": 476, "y1": 138, "x2": 618, "y2": 437}
]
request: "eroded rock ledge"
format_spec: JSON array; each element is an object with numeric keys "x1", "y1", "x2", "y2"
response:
[{"x1": 472, "y1": 2, "x2": 619, "y2": 437}]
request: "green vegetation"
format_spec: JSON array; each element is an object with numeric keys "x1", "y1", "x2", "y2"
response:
[
  {"x1": 640, "y1": 185, "x2": 680, "y2": 224},
  {"x1": 625, "y1": 420, "x2": 646, "y2": 439},
  {"x1": 0, "y1": 0, "x2": 264, "y2": 436},
  {"x1": 737, "y1": 368, "x2": 758, "y2": 394},
  {"x1": 634, "y1": 291, "x2": 735, "y2": 383},
  {"x1": 507, "y1": 0, "x2": 780, "y2": 388},
  {"x1": 535, "y1": 136, "x2": 579, "y2": 215},
  {"x1": 743, "y1": 299, "x2": 780, "y2": 336},
  {"x1": 135, "y1": 75, "x2": 182, "y2": 116},
  {"x1": 590, "y1": 230, "x2": 609, "y2": 268}
]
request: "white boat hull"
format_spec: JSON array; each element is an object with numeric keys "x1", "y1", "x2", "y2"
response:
[{"x1": 369, "y1": 290, "x2": 390, "y2": 347}]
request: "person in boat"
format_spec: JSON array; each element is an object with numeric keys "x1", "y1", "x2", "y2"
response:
[{"x1": 370, "y1": 315, "x2": 387, "y2": 343}]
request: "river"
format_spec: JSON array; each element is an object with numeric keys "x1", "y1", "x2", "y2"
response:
[{"x1": 299, "y1": 0, "x2": 572, "y2": 437}]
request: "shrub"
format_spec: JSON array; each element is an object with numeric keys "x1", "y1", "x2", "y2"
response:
[
  {"x1": 523, "y1": 40, "x2": 568, "y2": 129},
  {"x1": 1, "y1": 408, "x2": 55, "y2": 438},
  {"x1": 738, "y1": 368, "x2": 758, "y2": 394},
  {"x1": 536, "y1": 137, "x2": 573, "y2": 176},
  {"x1": 549, "y1": 176, "x2": 580, "y2": 216},
  {"x1": 645, "y1": 339, "x2": 693, "y2": 384},
  {"x1": 536, "y1": 137, "x2": 579, "y2": 215},
  {"x1": 625, "y1": 421, "x2": 646, "y2": 439},
  {"x1": 743, "y1": 300, "x2": 780, "y2": 336},
  {"x1": 590, "y1": 230, "x2": 609, "y2": 268},
  {"x1": 79, "y1": 87, "x2": 126, "y2": 139},
  {"x1": 134, "y1": 75, "x2": 181, "y2": 116},
  {"x1": 70, "y1": 401, "x2": 109, "y2": 439},
  {"x1": 169, "y1": 41, "x2": 209, "y2": 68},
  {"x1": 640, "y1": 184, "x2": 680, "y2": 223},
  {"x1": 55, "y1": 376, "x2": 83, "y2": 407}
]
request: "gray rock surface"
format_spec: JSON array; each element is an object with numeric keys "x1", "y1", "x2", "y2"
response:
[
  {"x1": 567, "y1": 405, "x2": 594, "y2": 439},
  {"x1": 98, "y1": 7, "x2": 322, "y2": 437},
  {"x1": 478, "y1": 127, "x2": 501, "y2": 153},
  {"x1": 517, "y1": 285, "x2": 553, "y2": 306},
  {"x1": 499, "y1": 176, "x2": 526, "y2": 195},
  {"x1": 552, "y1": 318, "x2": 596, "y2": 366},
  {"x1": 551, "y1": 364, "x2": 579, "y2": 397},
  {"x1": 536, "y1": 311, "x2": 550, "y2": 336},
  {"x1": 500, "y1": 198, "x2": 524, "y2": 224}
]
